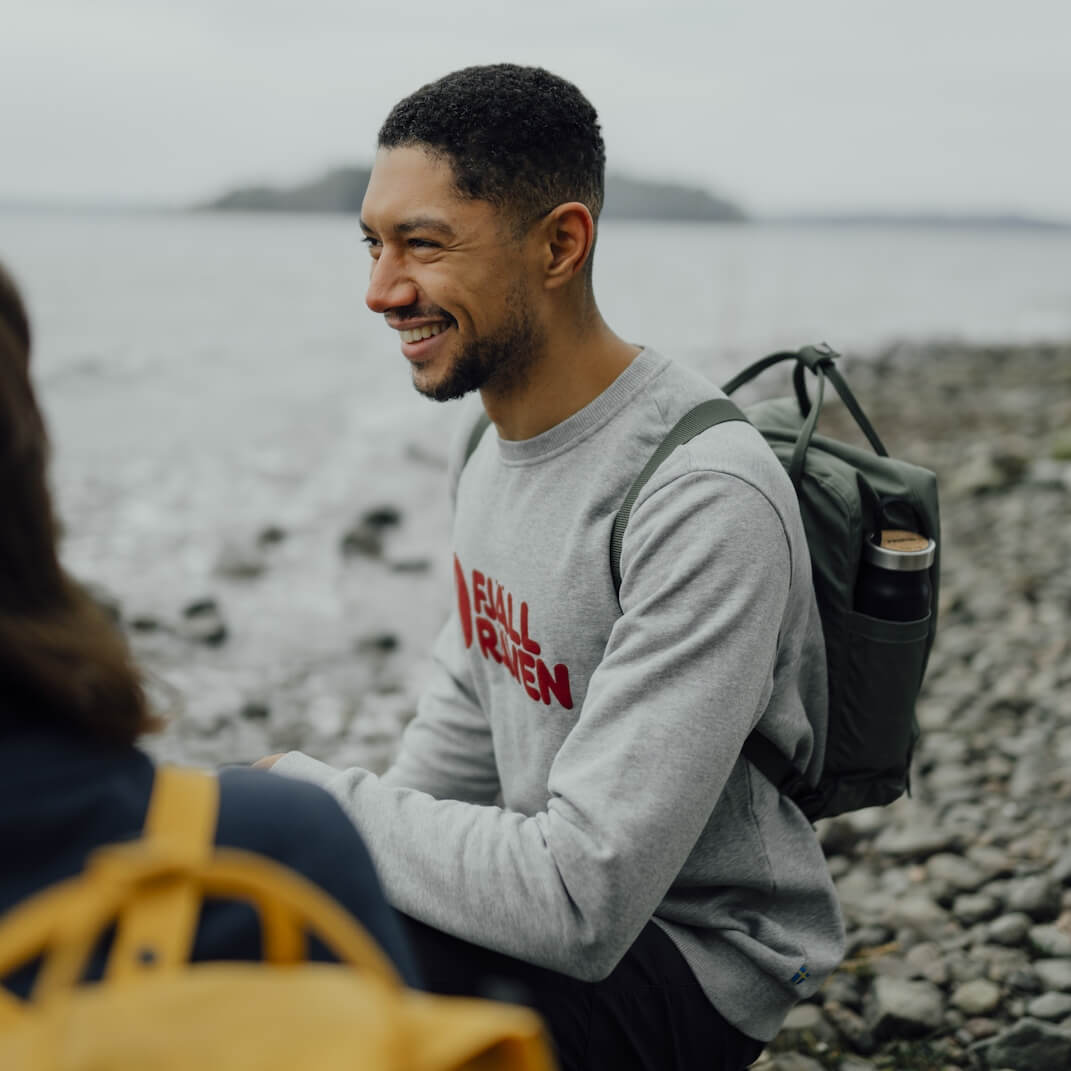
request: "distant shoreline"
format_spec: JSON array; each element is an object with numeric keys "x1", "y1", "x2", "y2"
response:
[
  {"x1": 3, "y1": 198, "x2": 1068, "y2": 232},
  {"x1": 768, "y1": 212, "x2": 1071, "y2": 232}
]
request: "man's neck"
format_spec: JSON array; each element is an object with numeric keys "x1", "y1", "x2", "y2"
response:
[{"x1": 481, "y1": 318, "x2": 641, "y2": 441}]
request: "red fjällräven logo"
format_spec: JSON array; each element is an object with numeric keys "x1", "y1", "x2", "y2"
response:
[{"x1": 454, "y1": 555, "x2": 574, "y2": 710}]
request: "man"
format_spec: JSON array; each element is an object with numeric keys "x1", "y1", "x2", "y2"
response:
[{"x1": 260, "y1": 65, "x2": 844, "y2": 1070}]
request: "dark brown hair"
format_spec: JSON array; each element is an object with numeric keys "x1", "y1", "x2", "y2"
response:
[{"x1": 0, "y1": 262, "x2": 156, "y2": 745}]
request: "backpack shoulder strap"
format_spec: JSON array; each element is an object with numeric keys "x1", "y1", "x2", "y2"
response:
[
  {"x1": 740, "y1": 731, "x2": 809, "y2": 801},
  {"x1": 106, "y1": 767, "x2": 219, "y2": 980},
  {"x1": 463, "y1": 411, "x2": 492, "y2": 468},
  {"x1": 142, "y1": 766, "x2": 219, "y2": 854},
  {"x1": 608, "y1": 398, "x2": 816, "y2": 809},
  {"x1": 609, "y1": 398, "x2": 747, "y2": 594}
]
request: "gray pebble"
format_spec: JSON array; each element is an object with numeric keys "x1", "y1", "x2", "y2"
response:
[
  {"x1": 1004, "y1": 967, "x2": 1044, "y2": 994},
  {"x1": 843, "y1": 926, "x2": 893, "y2": 957},
  {"x1": 1034, "y1": 959, "x2": 1071, "y2": 992},
  {"x1": 964, "y1": 1016, "x2": 1000, "y2": 1039},
  {"x1": 820, "y1": 970, "x2": 864, "y2": 1011},
  {"x1": 967, "y1": 844, "x2": 1015, "y2": 877},
  {"x1": 865, "y1": 977, "x2": 945, "y2": 1040},
  {"x1": 760, "y1": 1055, "x2": 825, "y2": 1071},
  {"x1": 951, "y1": 978, "x2": 1002, "y2": 1015},
  {"x1": 1006, "y1": 875, "x2": 1062, "y2": 922},
  {"x1": 1051, "y1": 849, "x2": 1071, "y2": 886},
  {"x1": 1027, "y1": 991, "x2": 1071, "y2": 1020},
  {"x1": 872, "y1": 824, "x2": 960, "y2": 861},
  {"x1": 770, "y1": 1003, "x2": 837, "y2": 1051},
  {"x1": 178, "y1": 598, "x2": 228, "y2": 646},
  {"x1": 953, "y1": 892, "x2": 1001, "y2": 924},
  {"x1": 1028, "y1": 924, "x2": 1071, "y2": 958},
  {"x1": 987, "y1": 912, "x2": 1032, "y2": 946},
  {"x1": 822, "y1": 1000, "x2": 875, "y2": 1054},
  {"x1": 944, "y1": 949, "x2": 989, "y2": 986},
  {"x1": 214, "y1": 538, "x2": 267, "y2": 580},
  {"x1": 927, "y1": 851, "x2": 988, "y2": 892},
  {"x1": 978, "y1": 946, "x2": 1031, "y2": 985},
  {"x1": 880, "y1": 893, "x2": 948, "y2": 936},
  {"x1": 838, "y1": 1059, "x2": 878, "y2": 1071}
]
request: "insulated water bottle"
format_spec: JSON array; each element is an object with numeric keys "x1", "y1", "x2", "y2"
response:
[{"x1": 854, "y1": 529, "x2": 936, "y2": 622}]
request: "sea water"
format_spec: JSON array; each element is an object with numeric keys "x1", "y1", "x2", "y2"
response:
[{"x1": 2, "y1": 207, "x2": 1069, "y2": 747}]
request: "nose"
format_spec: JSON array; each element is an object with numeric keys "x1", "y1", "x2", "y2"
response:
[{"x1": 365, "y1": 248, "x2": 419, "y2": 314}]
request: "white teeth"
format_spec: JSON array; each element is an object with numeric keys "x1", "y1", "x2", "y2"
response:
[{"x1": 400, "y1": 323, "x2": 447, "y2": 343}]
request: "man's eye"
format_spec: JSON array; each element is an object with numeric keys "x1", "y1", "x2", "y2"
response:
[
  {"x1": 361, "y1": 236, "x2": 381, "y2": 253},
  {"x1": 408, "y1": 238, "x2": 439, "y2": 249}
]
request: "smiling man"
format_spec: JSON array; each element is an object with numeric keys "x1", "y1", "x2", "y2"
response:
[{"x1": 263, "y1": 65, "x2": 844, "y2": 1070}]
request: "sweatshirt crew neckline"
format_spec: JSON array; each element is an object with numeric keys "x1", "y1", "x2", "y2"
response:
[{"x1": 495, "y1": 347, "x2": 667, "y2": 465}]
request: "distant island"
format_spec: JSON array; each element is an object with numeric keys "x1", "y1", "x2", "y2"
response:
[
  {"x1": 9, "y1": 175, "x2": 1062, "y2": 231},
  {"x1": 199, "y1": 166, "x2": 749, "y2": 222},
  {"x1": 772, "y1": 211, "x2": 1071, "y2": 231}
]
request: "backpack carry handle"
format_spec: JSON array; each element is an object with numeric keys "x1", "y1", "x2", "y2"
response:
[
  {"x1": 0, "y1": 841, "x2": 404, "y2": 1010},
  {"x1": 787, "y1": 365, "x2": 827, "y2": 488},
  {"x1": 723, "y1": 344, "x2": 889, "y2": 463}
]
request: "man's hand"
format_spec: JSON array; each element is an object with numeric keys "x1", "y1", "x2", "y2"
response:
[{"x1": 253, "y1": 753, "x2": 285, "y2": 770}]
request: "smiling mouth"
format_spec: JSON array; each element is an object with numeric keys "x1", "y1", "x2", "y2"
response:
[{"x1": 399, "y1": 322, "x2": 449, "y2": 344}]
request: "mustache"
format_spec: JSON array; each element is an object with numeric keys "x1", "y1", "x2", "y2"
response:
[{"x1": 386, "y1": 305, "x2": 455, "y2": 325}]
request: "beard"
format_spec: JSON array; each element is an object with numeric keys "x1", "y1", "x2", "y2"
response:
[{"x1": 414, "y1": 286, "x2": 544, "y2": 404}]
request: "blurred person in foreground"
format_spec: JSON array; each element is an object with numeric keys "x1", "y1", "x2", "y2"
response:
[
  {"x1": 258, "y1": 65, "x2": 844, "y2": 1070},
  {"x1": 0, "y1": 261, "x2": 418, "y2": 995}
]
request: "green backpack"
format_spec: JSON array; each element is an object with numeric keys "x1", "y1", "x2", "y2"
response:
[{"x1": 465, "y1": 344, "x2": 941, "y2": 823}]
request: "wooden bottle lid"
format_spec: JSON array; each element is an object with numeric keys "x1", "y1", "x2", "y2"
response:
[{"x1": 863, "y1": 530, "x2": 936, "y2": 571}]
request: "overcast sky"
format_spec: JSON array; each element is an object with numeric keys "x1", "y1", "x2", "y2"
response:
[{"x1": 2, "y1": 0, "x2": 1068, "y2": 219}]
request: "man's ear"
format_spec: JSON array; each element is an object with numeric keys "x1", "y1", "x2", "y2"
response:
[{"x1": 540, "y1": 203, "x2": 594, "y2": 289}]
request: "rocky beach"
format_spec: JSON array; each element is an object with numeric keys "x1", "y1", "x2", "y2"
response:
[
  {"x1": 757, "y1": 342, "x2": 1071, "y2": 1070},
  {"x1": 97, "y1": 340, "x2": 1071, "y2": 1071}
]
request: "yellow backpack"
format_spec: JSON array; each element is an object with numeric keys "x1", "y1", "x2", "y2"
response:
[{"x1": 0, "y1": 766, "x2": 556, "y2": 1071}]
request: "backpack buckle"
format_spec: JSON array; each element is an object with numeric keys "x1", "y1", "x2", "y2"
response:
[{"x1": 797, "y1": 343, "x2": 839, "y2": 373}]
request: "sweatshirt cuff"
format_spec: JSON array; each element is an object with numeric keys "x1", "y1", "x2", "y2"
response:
[{"x1": 271, "y1": 750, "x2": 338, "y2": 785}]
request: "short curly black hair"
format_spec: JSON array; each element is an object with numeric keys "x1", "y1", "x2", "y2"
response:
[{"x1": 378, "y1": 65, "x2": 605, "y2": 231}]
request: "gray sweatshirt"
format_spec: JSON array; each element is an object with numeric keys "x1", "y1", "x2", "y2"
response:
[{"x1": 274, "y1": 348, "x2": 845, "y2": 1041}]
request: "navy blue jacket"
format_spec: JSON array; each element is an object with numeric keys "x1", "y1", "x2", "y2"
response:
[{"x1": 0, "y1": 724, "x2": 419, "y2": 995}]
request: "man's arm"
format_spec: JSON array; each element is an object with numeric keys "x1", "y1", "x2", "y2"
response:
[{"x1": 271, "y1": 470, "x2": 792, "y2": 981}]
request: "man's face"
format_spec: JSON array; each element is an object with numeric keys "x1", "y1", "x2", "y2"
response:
[{"x1": 361, "y1": 146, "x2": 544, "y2": 402}]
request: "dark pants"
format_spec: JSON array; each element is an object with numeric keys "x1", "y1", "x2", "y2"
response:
[{"x1": 401, "y1": 916, "x2": 764, "y2": 1071}]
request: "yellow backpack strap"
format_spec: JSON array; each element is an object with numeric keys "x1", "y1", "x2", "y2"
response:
[
  {"x1": 0, "y1": 977, "x2": 21, "y2": 1025},
  {"x1": 106, "y1": 766, "x2": 219, "y2": 981},
  {"x1": 142, "y1": 765, "x2": 219, "y2": 855}
]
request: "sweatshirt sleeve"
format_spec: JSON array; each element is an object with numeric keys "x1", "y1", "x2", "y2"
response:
[{"x1": 273, "y1": 468, "x2": 791, "y2": 981}]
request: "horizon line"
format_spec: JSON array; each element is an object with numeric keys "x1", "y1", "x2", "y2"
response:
[{"x1": 1, "y1": 195, "x2": 1069, "y2": 230}]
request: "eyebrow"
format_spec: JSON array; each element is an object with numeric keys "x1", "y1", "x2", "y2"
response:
[{"x1": 359, "y1": 216, "x2": 457, "y2": 238}]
